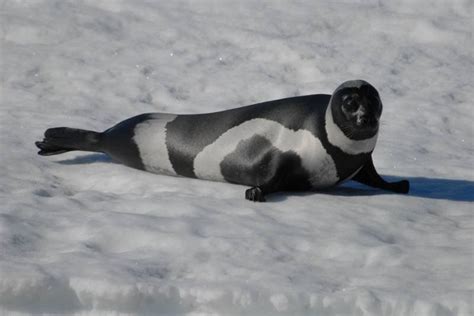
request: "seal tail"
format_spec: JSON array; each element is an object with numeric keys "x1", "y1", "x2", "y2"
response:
[{"x1": 35, "y1": 127, "x2": 103, "y2": 156}]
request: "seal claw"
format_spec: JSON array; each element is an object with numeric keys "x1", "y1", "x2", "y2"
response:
[
  {"x1": 245, "y1": 187, "x2": 266, "y2": 202},
  {"x1": 393, "y1": 180, "x2": 410, "y2": 194}
]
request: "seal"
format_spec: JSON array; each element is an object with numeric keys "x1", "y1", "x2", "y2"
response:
[{"x1": 35, "y1": 80, "x2": 409, "y2": 201}]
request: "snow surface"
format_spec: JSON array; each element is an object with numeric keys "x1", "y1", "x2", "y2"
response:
[{"x1": 1, "y1": 0, "x2": 473, "y2": 315}]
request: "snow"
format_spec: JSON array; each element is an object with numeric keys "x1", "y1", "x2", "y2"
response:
[{"x1": 0, "y1": 0, "x2": 473, "y2": 315}]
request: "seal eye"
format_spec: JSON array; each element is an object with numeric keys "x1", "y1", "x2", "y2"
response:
[{"x1": 342, "y1": 95, "x2": 359, "y2": 113}]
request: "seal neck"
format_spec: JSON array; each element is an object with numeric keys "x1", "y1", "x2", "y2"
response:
[{"x1": 324, "y1": 105, "x2": 378, "y2": 155}]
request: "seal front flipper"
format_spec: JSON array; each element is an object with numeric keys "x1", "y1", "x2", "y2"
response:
[
  {"x1": 36, "y1": 127, "x2": 103, "y2": 156},
  {"x1": 245, "y1": 186, "x2": 268, "y2": 202},
  {"x1": 352, "y1": 156, "x2": 409, "y2": 194}
]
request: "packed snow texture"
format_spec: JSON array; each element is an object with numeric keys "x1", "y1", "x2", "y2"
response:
[{"x1": 0, "y1": 0, "x2": 473, "y2": 315}]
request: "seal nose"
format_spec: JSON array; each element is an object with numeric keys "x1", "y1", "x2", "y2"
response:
[
  {"x1": 357, "y1": 115, "x2": 376, "y2": 127},
  {"x1": 357, "y1": 115, "x2": 369, "y2": 126}
]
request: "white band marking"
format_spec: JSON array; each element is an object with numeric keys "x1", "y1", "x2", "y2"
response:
[
  {"x1": 325, "y1": 105, "x2": 378, "y2": 155},
  {"x1": 134, "y1": 114, "x2": 177, "y2": 175},
  {"x1": 193, "y1": 118, "x2": 338, "y2": 187}
]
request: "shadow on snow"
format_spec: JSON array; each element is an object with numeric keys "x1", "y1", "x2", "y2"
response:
[
  {"x1": 58, "y1": 154, "x2": 474, "y2": 203},
  {"x1": 57, "y1": 153, "x2": 114, "y2": 165},
  {"x1": 328, "y1": 175, "x2": 474, "y2": 203}
]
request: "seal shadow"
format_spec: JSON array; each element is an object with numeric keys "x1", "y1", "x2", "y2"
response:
[
  {"x1": 268, "y1": 175, "x2": 474, "y2": 203},
  {"x1": 57, "y1": 153, "x2": 115, "y2": 165},
  {"x1": 56, "y1": 154, "x2": 473, "y2": 203}
]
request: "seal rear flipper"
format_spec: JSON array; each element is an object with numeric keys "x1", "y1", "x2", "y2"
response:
[
  {"x1": 352, "y1": 156, "x2": 410, "y2": 194},
  {"x1": 35, "y1": 127, "x2": 103, "y2": 156},
  {"x1": 35, "y1": 141, "x2": 73, "y2": 156}
]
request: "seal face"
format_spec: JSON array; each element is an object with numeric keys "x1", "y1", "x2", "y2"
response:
[
  {"x1": 36, "y1": 80, "x2": 410, "y2": 202},
  {"x1": 325, "y1": 80, "x2": 381, "y2": 155}
]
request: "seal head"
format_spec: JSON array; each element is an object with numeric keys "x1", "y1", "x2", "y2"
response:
[{"x1": 330, "y1": 80, "x2": 382, "y2": 141}]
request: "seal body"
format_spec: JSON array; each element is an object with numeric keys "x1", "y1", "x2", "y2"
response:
[
  {"x1": 36, "y1": 80, "x2": 409, "y2": 201},
  {"x1": 116, "y1": 95, "x2": 373, "y2": 188}
]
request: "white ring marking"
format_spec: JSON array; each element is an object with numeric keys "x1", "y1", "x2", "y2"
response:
[
  {"x1": 325, "y1": 105, "x2": 378, "y2": 155},
  {"x1": 133, "y1": 114, "x2": 177, "y2": 175},
  {"x1": 193, "y1": 118, "x2": 338, "y2": 188}
]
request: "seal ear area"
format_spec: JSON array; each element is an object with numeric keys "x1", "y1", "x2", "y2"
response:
[
  {"x1": 335, "y1": 79, "x2": 372, "y2": 92},
  {"x1": 358, "y1": 81, "x2": 383, "y2": 119},
  {"x1": 334, "y1": 80, "x2": 380, "y2": 101}
]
